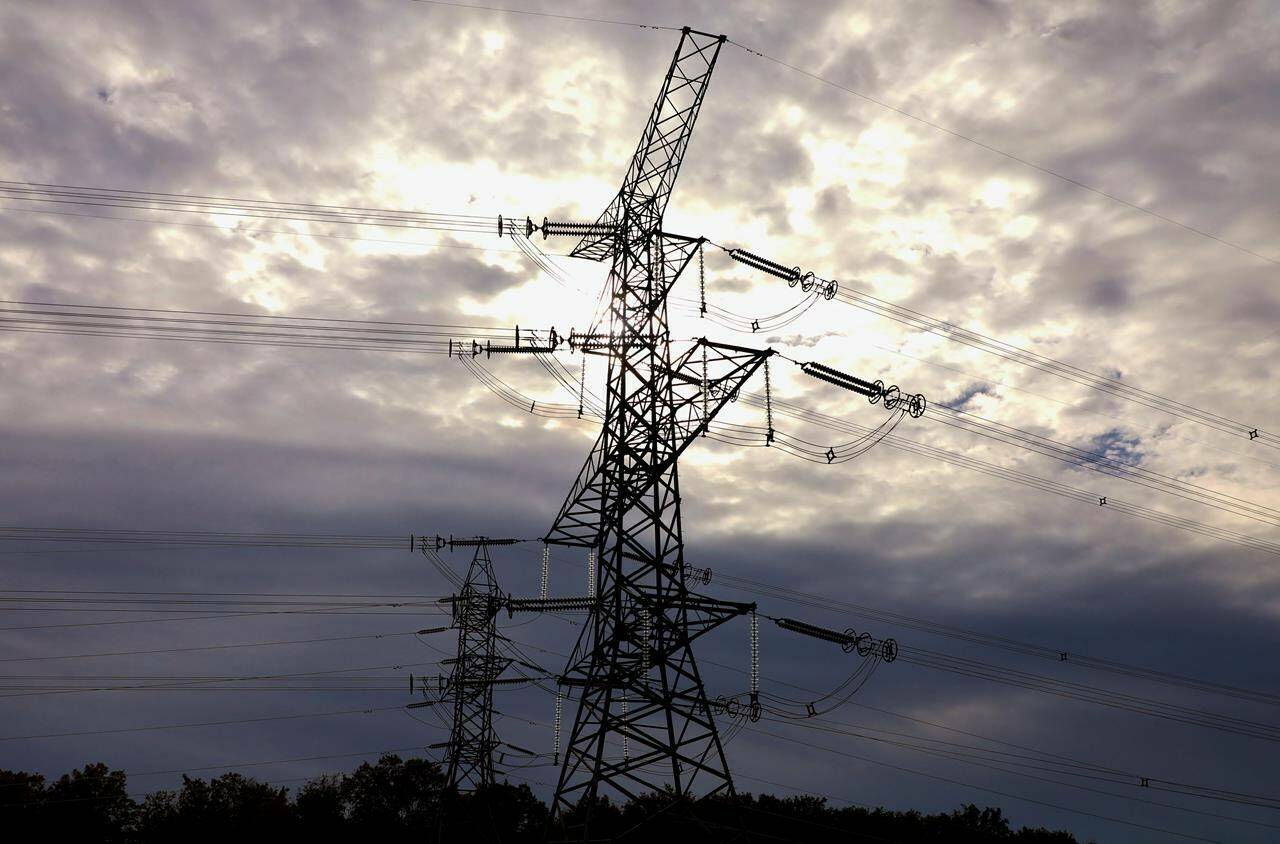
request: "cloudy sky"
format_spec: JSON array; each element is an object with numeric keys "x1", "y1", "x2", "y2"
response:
[{"x1": 1, "y1": 0, "x2": 1278, "y2": 840}]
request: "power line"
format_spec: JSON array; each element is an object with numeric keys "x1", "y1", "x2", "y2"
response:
[
  {"x1": 866, "y1": 339, "x2": 1280, "y2": 472},
  {"x1": 0, "y1": 301, "x2": 533, "y2": 357},
  {"x1": 696, "y1": 656, "x2": 1280, "y2": 819},
  {"x1": 465, "y1": 355, "x2": 1280, "y2": 560},
  {"x1": 747, "y1": 724, "x2": 1222, "y2": 843},
  {"x1": 0, "y1": 181, "x2": 496, "y2": 233},
  {"x1": 0, "y1": 703, "x2": 406, "y2": 743},
  {"x1": 828, "y1": 282, "x2": 1275, "y2": 447},
  {"x1": 0, "y1": 629, "x2": 420, "y2": 664},
  {"x1": 0, "y1": 660, "x2": 436, "y2": 700},
  {"x1": 0, "y1": 202, "x2": 531, "y2": 255},
  {"x1": 0, "y1": 606, "x2": 449, "y2": 632},
  {"x1": 702, "y1": 236, "x2": 1274, "y2": 447},
  {"x1": 524, "y1": 543, "x2": 1280, "y2": 711},
  {"x1": 405, "y1": 0, "x2": 680, "y2": 32},
  {"x1": 478, "y1": 630, "x2": 1274, "y2": 837},
  {"x1": 712, "y1": 570, "x2": 1280, "y2": 720}
]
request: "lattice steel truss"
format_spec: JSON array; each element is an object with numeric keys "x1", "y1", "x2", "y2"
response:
[
  {"x1": 541, "y1": 27, "x2": 769, "y2": 829},
  {"x1": 440, "y1": 540, "x2": 509, "y2": 791}
]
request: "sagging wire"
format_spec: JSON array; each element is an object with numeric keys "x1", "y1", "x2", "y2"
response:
[
  {"x1": 459, "y1": 356, "x2": 903, "y2": 466},
  {"x1": 672, "y1": 292, "x2": 821, "y2": 334}
]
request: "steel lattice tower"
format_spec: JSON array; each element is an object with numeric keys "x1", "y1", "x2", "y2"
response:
[
  {"x1": 541, "y1": 27, "x2": 769, "y2": 825},
  {"x1": 440, "y1": 540, "x2": 506, "y2": 790}
]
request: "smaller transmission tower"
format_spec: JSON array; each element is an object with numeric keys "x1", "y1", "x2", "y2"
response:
[{"x1": 437, "y1": 538, "x2": 509, "y2": 790}]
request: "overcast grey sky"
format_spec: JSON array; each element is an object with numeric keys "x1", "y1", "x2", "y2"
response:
[{"x1": 1, "y1": 1, "x2": 1278, "y2": 840}]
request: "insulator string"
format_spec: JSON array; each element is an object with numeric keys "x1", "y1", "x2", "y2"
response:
[
  {"x1": 764, "y1": 357, "x2": 774, "y2": 445},
  {"x1": 539, "y1": 545, "x2": 550, "y2": 601},
  {"x1": 701, "y1": 344, "x2": 709, "y2": 436},
  {"x1": 586, "y1": 549, "x2": 597, "y2": 599},
  {"x1": 553, "y1": 693, "x2": 562, "y2": 764},
  {"x1": 698, "y1": 240, "x2": 706, "y2": 317},
  {"x1": 621, "y1": 697, "x2": 630, "y2": 762}
]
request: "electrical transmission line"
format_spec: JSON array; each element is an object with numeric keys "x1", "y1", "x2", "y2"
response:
[
  {"x1": 9, "y1": 177, "x2": 1267, "y2": 449},
  {"x1": 700, "y1": 239, "x2": 1274, "y2": 449},
  {"x1": 0, "y1": 300, "x2": 537, "y2": 356},
  {"x1": 0, "y1": 181, "x2": 498, "y2": 236},
  {"x1": 462, "y1": 354, "x2": 1280, "y2": 558}
]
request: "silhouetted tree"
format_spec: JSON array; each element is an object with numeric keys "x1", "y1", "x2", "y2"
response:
[
  {"x1": 340, "y1": 753, "x2": 447, "y2": 833},
  {"x1": 0, "y1": 758, "x2": 1087, "y2": 843},
  {"x1": 0, "y1": 770, "x2": 46, "y2": 841},
  {"x1": 294, "y1": 773, "x2": 347, "y2": 835},
  {"x1": 134, "y1": 771, "x2": 290, "y2": 843},
  {"x1": 46, "y1": 762, "x2": 135, "y2": 843}
]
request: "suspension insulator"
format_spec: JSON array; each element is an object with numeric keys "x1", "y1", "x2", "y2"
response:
[
  {"x1": 539, "y1": 545, "x2": 550, "y2": 601},
  {"x1": 750, "y1": 611, "x2": 760, "y2": 699},
  {"x1": 541, "y1": 218, "x2": 617, "y2": 239},
  {"x1": 800, "y1": 361, "x2": 883, "y2": 399},
  {"x1": 775, "y1": 616, "x2": 858, "y2": 648},
  {"x1": 486, "y1": 342, "x2": 556, "y2": 355},
  {"x1": 728, "y1": 248, "x2": 802, "y2": 283},
  {"x1": 507, "y1": 596, "x2": 595, "y2": 614},
  {"x1": 448, "y1": 536, "x2": 520, "y2": 548},
  {"x1": 621, "y1": 698, "x2": 630, "y2": 761},
  {"x1": 640, "y1": 608, "x2": 652, "y2": 674},
  {"x1": 553, "y1": 693, "x2": 562, "y2": 764},
  {"x1": 587, "y1": 549, "x2": 597, "y2": 599}
]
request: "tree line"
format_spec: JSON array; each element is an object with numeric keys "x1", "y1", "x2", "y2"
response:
[{"x1": 1, "y1": 754, "x2": 1088, "y2": 842}]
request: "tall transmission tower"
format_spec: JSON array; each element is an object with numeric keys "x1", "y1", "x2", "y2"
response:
[
  {"x1": 535, "y1": 27, "x2": 768, "y2": 823},
  {"x1": 447, "y1": 23, "x2": 920, "y2": 836}
]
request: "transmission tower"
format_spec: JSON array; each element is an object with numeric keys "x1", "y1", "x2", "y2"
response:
[
  {"x1": 534, "y1": 27, "x2": 768, "y2": 823},
  {"x1": 443, "y1": 23, "x2": 922, "y2": 836},
  {"x1": 422, "y1": 537, "x2": 519, "y2": 791}
]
